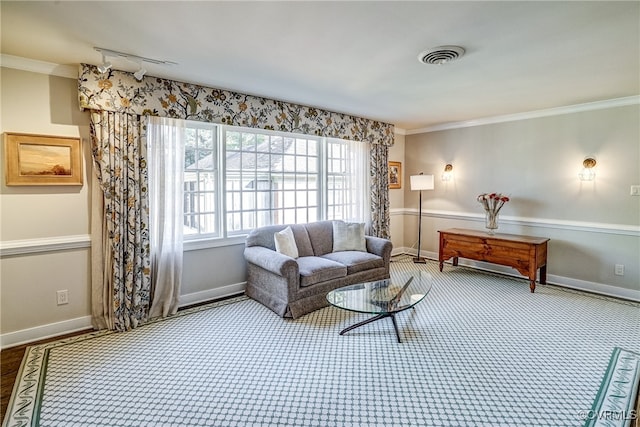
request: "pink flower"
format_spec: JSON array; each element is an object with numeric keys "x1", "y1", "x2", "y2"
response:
[{"x1": 477, "y1": 192, "x2": 510, "y2": 215}]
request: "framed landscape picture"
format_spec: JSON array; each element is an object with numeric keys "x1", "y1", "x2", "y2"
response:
[
  {"x1": 388, "y1": 161, "x2": 401, "y2": 189},
  {"x1": 4, "y1": 133, "x2": 83, "y2": 186}
]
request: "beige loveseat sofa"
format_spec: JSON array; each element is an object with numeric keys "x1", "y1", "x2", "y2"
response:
[{"x1": 244, "y1": 220, "x2": 392, "y2": 319}]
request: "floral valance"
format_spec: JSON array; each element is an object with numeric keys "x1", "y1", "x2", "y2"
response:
[{"x1": 78, "y1": 64, "x2": 394, "y2": 146}]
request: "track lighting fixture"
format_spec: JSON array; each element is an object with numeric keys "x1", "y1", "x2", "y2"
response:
[
  {"x1": 97, "y1": 53, "x2": 112, "y2": 73},
  {"x1": 94, "y1": 47, "x2": 176, "y2": 79},
  {"x1": 133, "y1": 67, "x2": 147, "y2": 81}
]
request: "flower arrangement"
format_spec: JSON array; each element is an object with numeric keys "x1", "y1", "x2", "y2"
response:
[{"x1": 477, "y1": 193, "x2": 509, "y2": 233}]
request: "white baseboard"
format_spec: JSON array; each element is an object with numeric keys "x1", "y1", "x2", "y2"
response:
[
  {"x1": 1, "y1": 316, "x2": 93, "y2": 350},
  {"x1": 402, "y1": 249, "x2": 640, "y2": 302},
  {"x1": 1, "y1": 283, "x2": 247, "y2": 350},
  {"x1": 178, "y1": 282, "x2": 246, "y2": 308}
]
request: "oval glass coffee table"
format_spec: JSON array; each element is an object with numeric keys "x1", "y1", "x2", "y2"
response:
[{"x1": 326, "y1": 271, "x2": 432, "y2": 343}]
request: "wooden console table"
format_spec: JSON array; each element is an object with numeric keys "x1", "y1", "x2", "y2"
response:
[{"x1": 438, "y1": 228, "x2": 549, "y2": 292}]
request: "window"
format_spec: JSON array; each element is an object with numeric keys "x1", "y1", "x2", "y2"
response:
[
  {"x1": 183, "y1": 122, "x2": 219, "y2": 238},
  {"x1": 178, "y1": 122, "x2": 368, "y2": 241},
  {"x1": 326, "y1": 138, "x2": 370, "y2": 224},
  {"x1": 224, "y1": 129, "x2": 320, "y2": 235}
]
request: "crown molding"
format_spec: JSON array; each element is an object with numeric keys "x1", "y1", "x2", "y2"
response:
[
  {"x1": 0, "y1": 54, "x2": 78, "y2": 79},
  {"x1": 406, "y1": 95, "x2": 640, "y2": 135}
]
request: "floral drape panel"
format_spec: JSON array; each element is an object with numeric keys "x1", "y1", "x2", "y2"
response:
[
  {"x1": 370, "y1": 144, "x2": 390, "y2": 239},
  {"x1": 90, "y1": 110, "x2": 151, "y2": 331}
]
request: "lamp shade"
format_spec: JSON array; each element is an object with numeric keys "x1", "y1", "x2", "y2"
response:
[{"x1": 410, "y1": 174, "x2": 435, "y2": 191}]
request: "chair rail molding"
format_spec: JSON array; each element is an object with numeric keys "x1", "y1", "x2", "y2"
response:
[
  {"x1": 402, "y1": 208, "x2": 640, "y2": 237},
  {"x1": 0, "y1": 235, "x2": 91, "y2": 257}
]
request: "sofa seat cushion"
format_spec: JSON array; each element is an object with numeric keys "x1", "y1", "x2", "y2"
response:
[
  {"x1": 321, "y1": 251, "x2": 384, "y2": 275},
  {"x1": 297, "y1": 256, "x2": 347, "y2": 287}
]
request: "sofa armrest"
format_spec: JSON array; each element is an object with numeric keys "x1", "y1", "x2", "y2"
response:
[
  {"x1": 244, "y1": 246, "x2": 299, "y2": 277},
  {"x1": 365, "y1": 236, "x2": 393, "y2": 264}
]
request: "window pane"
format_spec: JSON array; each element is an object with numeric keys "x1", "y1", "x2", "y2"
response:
[
  {"x1": 242, "y1": 191, "x2": 256, "y2": 210},
  {"x1": 283, "y1": 209, "x2": 296, "y2": 224},
  {"x1": 198, "y1": 213, "x2": 217, "y2": 234},
  {"x1": 270, "y1": 136, "x2": 284, "y2": 153},
  {"x1": 283, "y1": 155, "x2": 295, "y2": 172},
  {"x1": 270, "y1": 154, "x2": 283, "y2": 172},
  {"x1": 296, "y1": 191, "x2": 307, "y2": 206},
  {"x1": 295, "y1": 139, "x2": 307, "y2": 155},
  {"x1": 241, "y1": 152, "x2": 256, "y2": 169},
  {"x1": 242, "y1": 212, "x2": 255, "y2": 229},
  {"x1": 226, "y1": 131, "x2": 240, "y2": 151},
  {"x1": 308, "y1": 140, "x2": 318, "y2": 156},
  {"x1": 199, "y1": 129, "x2": 215, "y2": 150},
  {"x1": 296, "y1": 208, "x2": 308, "y2": 224},
  {"x1": 242, "y1": 133, "x2": 256, "y2": 151},
  {"x1": 227, "y1": 191, "x2": 240, "y2": 211},
  {"x1": 227, "y1": 212, "x2": 242, "y2": 232}
]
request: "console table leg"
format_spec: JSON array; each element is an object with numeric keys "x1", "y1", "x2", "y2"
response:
[
  {"x1": 540, "y1": 265, "x2": 547, "y2": 284},
  {"x1": 529, "y1": 280, "x2": 536, "y2": 293},
  {"x1": 439, "y1": 261, "x2": 444, "y2": 272}
]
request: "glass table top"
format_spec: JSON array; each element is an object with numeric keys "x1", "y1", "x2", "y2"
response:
[{"x1": 326, "y1": 271, "x2": 432, "y2": 315}]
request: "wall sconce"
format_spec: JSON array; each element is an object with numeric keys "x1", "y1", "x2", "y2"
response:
[
  {"x1": 442, "y1": 164, "x2": 453, "y2": 181},
  {"x1": 578, "y1": 157, "x2": 597, "y2": 181}
]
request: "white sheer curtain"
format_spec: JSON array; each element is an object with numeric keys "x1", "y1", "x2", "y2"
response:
[
  {"x1": 343, "y1": 138, "x2": 371, "y2": 227},
  {"x1": 147, "y1": 116, "x2": 186, "y2": 318}
]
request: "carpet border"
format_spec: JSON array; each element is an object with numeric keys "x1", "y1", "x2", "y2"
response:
[
  {"x1": 2, "y1": 295, "x2": 248, "y2": 427},
  {"x1": 583, "y1": 347, "x2": 640, "y2": 427}
]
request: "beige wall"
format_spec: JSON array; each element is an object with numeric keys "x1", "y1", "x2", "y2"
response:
[
  {"x1": 388, "y1": 132, "x2": 404, "y2": 252},
  {"x1": 403, "y1": 104, "x2": 640, "y2": 296},
  {"x1": 1, "y1": 67, "x2": 92, "y2": 337}
]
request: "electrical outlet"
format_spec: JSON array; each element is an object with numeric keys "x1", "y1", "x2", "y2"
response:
[
  {"x1": 631, "y1": 185, "x2": 640, "y2": 196},
  {"x1": 614, "y1": 264, "x2": 624, "y2": 276},
  {"x1": 56, "y1": 290, "x2": 69, "y2": 305}
]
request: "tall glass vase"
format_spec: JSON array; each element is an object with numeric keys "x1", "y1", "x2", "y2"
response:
[{"x1": 485, "y1": 210, "x2": 499, "y2": 234}]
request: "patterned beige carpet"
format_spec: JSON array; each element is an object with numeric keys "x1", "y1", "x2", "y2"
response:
[{"x1": 4, "y1": 257, "x2": 639, "y2": 426}]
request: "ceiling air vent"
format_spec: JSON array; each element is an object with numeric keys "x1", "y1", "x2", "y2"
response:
[{"x1": 418, "y1": 46, "x2": 465, "y2": 65}]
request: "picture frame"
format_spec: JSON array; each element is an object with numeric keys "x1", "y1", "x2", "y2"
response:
[
  {"x1": 4, "y1": 133, "x2": 83, "y2": 186},
  {"x1": 388, "y1": 161, "x2": 401, "y2": 189}
]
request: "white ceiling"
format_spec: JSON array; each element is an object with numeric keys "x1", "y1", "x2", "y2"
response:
[{"x1": 2, "y1": 1, "x2": 639, "y2": 132}]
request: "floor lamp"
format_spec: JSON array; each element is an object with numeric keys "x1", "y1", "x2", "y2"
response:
[{"x1": 410, "y1": 173, "x2": 434, "y2": 264}]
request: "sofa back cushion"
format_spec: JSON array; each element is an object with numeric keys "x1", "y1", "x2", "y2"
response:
[
  {"x1": 245, "y1": 223, "x2": 314, "y2": 257},
  {"x1": 289, "y1": 224, "x2": 314, "y2": 257},
  {"x1": 304, "y1": 220, "x2": 334, "y2": 256},
  {"x1": 332, "y1": 221, "x2": 366, "y2": 252}
]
